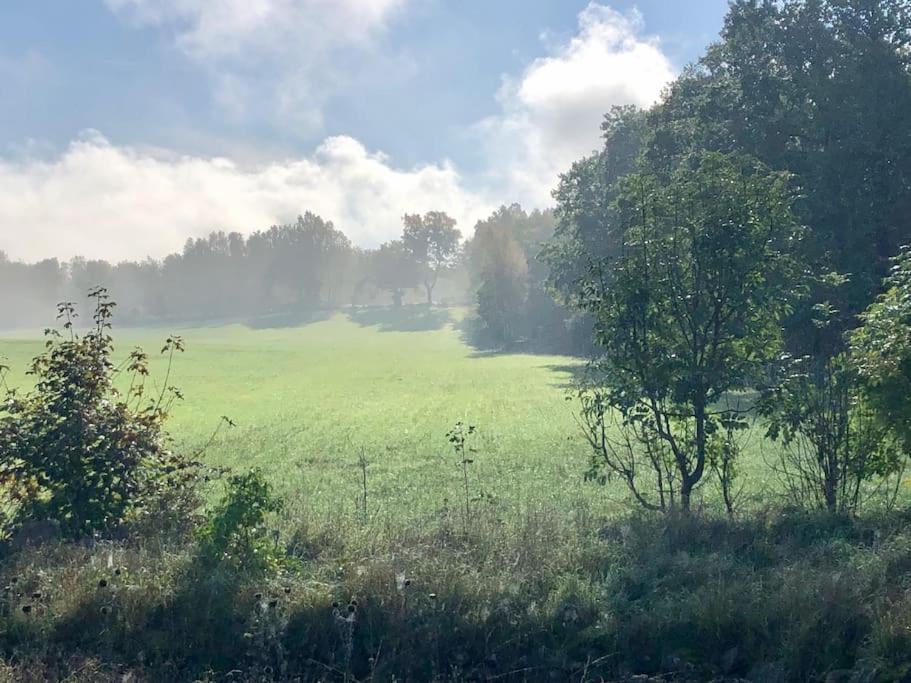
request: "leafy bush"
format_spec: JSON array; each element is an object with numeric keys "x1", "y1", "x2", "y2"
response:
[
  {"x1": 198, "y1": 468, "x2": 285, "y2": 572},
  {"x1": 575, "y1": 151, "x2": 804, "y2": 512},
  {"x1": 761, "y1": 350, "x2": 903, "y2": 513},
  {"x1": 0, "y1": 289, "x2": 200, "y2": 538},
  {"x1": 852, "y1": 245, "x2": 911, "y2": 452}
]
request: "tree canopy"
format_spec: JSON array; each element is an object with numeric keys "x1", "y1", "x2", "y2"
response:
[
  {"x1": 577, "y1": 151, "x2": 804, "y2": 511},
  {"x1": 852, "y1": 246, "x2": 911, "y2": 451},
  {"x1": 401, "y1": 211, "x2": 461, "y2": 305}
]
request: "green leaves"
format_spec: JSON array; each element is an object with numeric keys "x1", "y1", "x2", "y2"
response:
[
  {"x1": 589, "y1": 151, "x2": 803, "y2": 406},
  {"x1": 198, "y1": 468, "x2": 286, "y2": 573},
  {"x1": 0, "y1": 290, "x2": 201, "y2": 539},
  {"x1": 759, "y1": 350, "x2": 904, "y2": 512},
  {"x1": 652, "y1": 0, "x2": 911, "y2": 337},
  {"x1": 851, "y1": 246, "x2": 911, "y2": 451},
  {"x1": 572, "y1": 151, "x2": 805, "y2": 511}
]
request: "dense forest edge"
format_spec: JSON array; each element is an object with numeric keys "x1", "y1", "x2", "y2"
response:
[{"x1": 3, "y1": 0, "x2": 911, "y2": 681}]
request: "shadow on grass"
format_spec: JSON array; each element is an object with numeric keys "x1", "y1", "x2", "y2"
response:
[
  {"x1": 40, "y1": 550, "x2": 252, "y2": 680},
  {"x1": 541, "y1": 362, "x2": 587, "y2": 389},
  {"x1": 346, "y1": 305, "x2": 451, "y2": 332},
  {"x1": 456, "y1": 312, "x2": 589, "y2": 362},
  {"x1": 244, "y1": 309, "x2": 334, "y2": 330},
  {"x1": 455, "y1": 314, "x2": 525, "y2": 357}
]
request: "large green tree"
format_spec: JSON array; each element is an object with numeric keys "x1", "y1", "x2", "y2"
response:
[
  {"x1": 466, "y1": 204, "x2": 575, "y2": 349},
  {"x1": 543, "y1": 106, "x2": 649, "y2": 307},
  {"x1": 577, "y1": 152, "x2": 804, "y2": 511},
  {"x1": 648, "y1": 0, "x2": 911, "y2": 335},
  {"x1": 469, "y1": 216, "x2": 529, "y2": 344},
  {"x1": 370, "y1": 240, "x2": 420, "y2": 307},
  {"x1": 401, "y1": 211, "x2": 461, "y2": 305}
]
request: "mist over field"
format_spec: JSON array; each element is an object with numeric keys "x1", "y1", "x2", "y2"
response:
[{"x1": 3, "y1": 2, "x2": 911, "y2": 681}]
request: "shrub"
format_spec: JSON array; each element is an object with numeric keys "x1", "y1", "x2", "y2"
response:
[
  {"x1": 574, "y1": 152, "x2": 804, "y2": 512},
  {"x1": 761, "y1": 351, "x2": 903, "y2": 513},
  {"x1": 0, "y1": 289, "x2": 200, "y2": 539},
  {"x1": 851, "y1": 245, "x2": 911, "y2": 452},
  {"x1": 198, "y1": 468, "x2": 285, "y2": 572}
]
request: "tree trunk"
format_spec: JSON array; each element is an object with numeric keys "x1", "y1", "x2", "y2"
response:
[
  {"x1": 680, "y1": 484, "x2": 692, "y2": 513},
  {"x1": 424, "y1": 268, "x2": 438, "y2": 306},
  {"x1": 824, "y1": 465, "x2": 838, "y2": 512},
  {"x1": 681, "y1": 392, "x2": 709, "y2": 514}
]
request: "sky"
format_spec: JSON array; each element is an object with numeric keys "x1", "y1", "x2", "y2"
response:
[{"x1": 0, "y1": 0, "x2": 729, "y2": 263}]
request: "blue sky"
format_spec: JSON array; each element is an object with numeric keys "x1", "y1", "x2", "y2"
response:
[{"x1": 0, "y1": 1, "x2": 729, "y2": 261}]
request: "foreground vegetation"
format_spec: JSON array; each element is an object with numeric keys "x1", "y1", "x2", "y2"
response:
[{"x1": 2, "y1": 501, "x2": 911, "y2": 681}]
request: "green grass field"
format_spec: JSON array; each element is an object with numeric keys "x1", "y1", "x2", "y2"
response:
[
  {"x1": 0, "y1": 306, "x2": 616, "y2": 524},
  {"x1": 0, "y1": 304, "x2": 853, "y2": 525}
]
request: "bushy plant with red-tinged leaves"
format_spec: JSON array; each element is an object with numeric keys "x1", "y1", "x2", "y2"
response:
[{"x1": 0, "y1": 288, "x2": 202, "y2": 539}]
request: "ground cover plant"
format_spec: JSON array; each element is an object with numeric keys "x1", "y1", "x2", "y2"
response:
[{"x1": 2, "y1": 483, "x2": 911, "y2": 681}]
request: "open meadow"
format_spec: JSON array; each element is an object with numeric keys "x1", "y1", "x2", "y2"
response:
[
  {"x1": 3, "y1": 313, "x2": 911, "y2": 681},
  {"x1": 0, "y1": 306, "x2": 606, "y2": 527},
  {"x1": 0, "y1": 305, "x2": 872, "y2": 526}
]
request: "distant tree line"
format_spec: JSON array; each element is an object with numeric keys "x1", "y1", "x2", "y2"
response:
[
  {"x1": 0, "y1": 204, "x2": 589, "y2": 350},
  {"x1": 0, "y1": 211, "x2": 469, "y2": 328}
]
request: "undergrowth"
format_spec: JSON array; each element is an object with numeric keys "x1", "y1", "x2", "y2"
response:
[{"x1": 1, "y1": 505, "x2": 911, "y2": 681}]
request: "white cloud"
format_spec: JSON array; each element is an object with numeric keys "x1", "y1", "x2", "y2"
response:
[
  {"x1": 104, "y1": 0, "x2": 407, "y2": 132},
  {"x1": 476, "y1": 3, "x2": 674, "y2": 205},
  {"x1": 0, "y1": 132, "x2": 492, "y2": 262},
  {"x1": 106, "y1": 0, "x2": 405, "y2": 59},
  {"x1": 0, "y1": 3, "x2": 676, "y2": 262}
]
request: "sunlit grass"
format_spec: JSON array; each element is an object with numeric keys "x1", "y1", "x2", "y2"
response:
[
  {"x1": 0, "y1": 307, "x2": 603, "y2": 522},
  {"x1": 3, "y1": 305, "x2": 891, "y2": 524}
]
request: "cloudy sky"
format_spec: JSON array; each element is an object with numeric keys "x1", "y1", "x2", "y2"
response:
[{"x1": 0, "y1": 0, "x2": 728, "y2": 262}]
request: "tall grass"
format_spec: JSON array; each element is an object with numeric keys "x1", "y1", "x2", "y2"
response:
[{"x1": 2, "y1": 502, "x2": 911, "y2": 681}]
